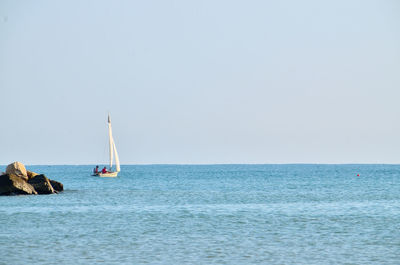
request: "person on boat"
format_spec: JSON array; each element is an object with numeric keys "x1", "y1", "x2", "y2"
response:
[
  {"x1": 93, "y1": 165, "x2": 99, "y2": 174},
  {"x1": 102, "y1": 167, "x2": 107, "y2": 174}
]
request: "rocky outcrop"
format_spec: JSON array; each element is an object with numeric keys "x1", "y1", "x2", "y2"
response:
[
  {"x1": 6, "y1": 162, "x2": 28, "y2": 181},
  {"x1": 27, "y1": 170, "x2": 39, "y2": 180},
  {"x1": 0, "y1": 174, "x2": 37, "y2": 195},
  {"x1": 28, "y1": 174, "x2": 55, "y2": 194},
  {"x1": 49, "y1": 179, "x2": 64, "y2": 192},
  {"x1": 0, "y1": 162, "x2": 63, "y2": 196}
]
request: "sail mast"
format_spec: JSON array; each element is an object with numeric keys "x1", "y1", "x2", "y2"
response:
[{"x1": 108, "y1": 114, "x2": 114, "y2": 170}]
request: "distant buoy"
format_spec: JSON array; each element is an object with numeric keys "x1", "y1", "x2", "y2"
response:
[{"x1": 357, "y1": 174, "x2": 360, "y2": 177}]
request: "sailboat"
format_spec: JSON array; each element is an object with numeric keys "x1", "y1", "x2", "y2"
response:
[{"x1": 94, "y1": 114, "x2": 120, "y2": 177}]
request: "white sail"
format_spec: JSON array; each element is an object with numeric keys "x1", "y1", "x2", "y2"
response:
[
  {"x1": 108, "y1": 115, "x2": 114, "y2": 169},
  {"x1": 113, "y1": 141, "x2": 120, "y2": 172},
  {"x1": 95, "y1": 114, "x2": 120, "y2": 177}
]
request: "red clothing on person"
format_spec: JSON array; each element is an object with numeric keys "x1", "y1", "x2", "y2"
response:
[{"x1": 102, "y1": 167, "x2": 107, "y2": 173}]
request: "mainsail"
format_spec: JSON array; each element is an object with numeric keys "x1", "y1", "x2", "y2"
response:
[
  {"x1": 113, "y1": 141, "x2": 120, "y2": 172},
  {"x1": 107, "y1": 114, "x2": 120, "y2": 172}
]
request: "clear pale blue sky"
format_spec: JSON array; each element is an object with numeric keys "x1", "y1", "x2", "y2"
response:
[{"x1": 1, "y1": 0, "x2": 399, "y2": 165}]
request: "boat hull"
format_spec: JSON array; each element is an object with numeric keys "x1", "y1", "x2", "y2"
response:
[{"x1": 94, "y1": 172, "x2": 119, "y2": 177}]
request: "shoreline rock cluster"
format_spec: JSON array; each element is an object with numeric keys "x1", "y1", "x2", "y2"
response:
[{"x1": 0, "y1": 162, "x2": 63, "y2": 195}]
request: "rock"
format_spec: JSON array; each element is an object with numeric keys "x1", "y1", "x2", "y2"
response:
[
  {"x1": 28, "y1": 174, "x2": 55, "y2": 194},
  {"x1": 27, "y1": 170, "x2": 39, "y2": 180},
  {"x1": 6, "y1": 162, "x2": 28, "y2": 181},
  {"x1": 0, "y1": 174, "x2": 37, "y2": 195},
  {"x1": 49, "y1": 179, "x2": 63, "y2": 192},
  {"x1": 1, "y1": 162, "x2": 64, "y2": 196}
]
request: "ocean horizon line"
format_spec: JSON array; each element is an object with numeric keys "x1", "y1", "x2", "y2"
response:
[{"x1": 2, "y1": 163, "x2": 400, "y2": 166}]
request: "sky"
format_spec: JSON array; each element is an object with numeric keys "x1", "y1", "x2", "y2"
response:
[{"x1": 0, "y1": 0, "x2": 400, "y2": 165}]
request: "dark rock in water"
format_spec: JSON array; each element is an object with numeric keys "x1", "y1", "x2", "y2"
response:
[
  {"x1": 0, "y1": 174, "x2": 37, "y2": 195},
  {"x1": 28, "y1": 174, "x2": 55, "y2": 194},
  {"x1": 49, "y1": 179, "x2": 63, "y2": 192},
  {"x1": 1, "y1": 162, "x2": 64, "y2": 196},
  {"x1": 27, "y1": 170, "x2": 39, "y2": 180}
]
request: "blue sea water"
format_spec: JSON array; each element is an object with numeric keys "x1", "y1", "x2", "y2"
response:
[{"x1": 0, "y1": 164, "x2": 399, "y2": 265}]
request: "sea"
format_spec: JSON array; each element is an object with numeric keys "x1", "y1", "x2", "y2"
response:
[{"x1": 0, "y1": 164, "x2": 399, "y2": 265}]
